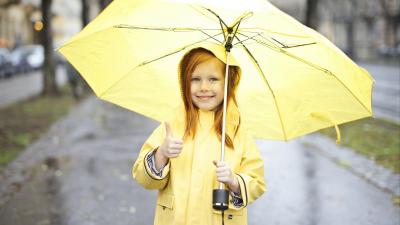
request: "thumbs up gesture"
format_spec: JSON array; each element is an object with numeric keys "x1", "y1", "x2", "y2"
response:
[{"x1": 158, "y1": 122, "x2": 184, "y2": 159}]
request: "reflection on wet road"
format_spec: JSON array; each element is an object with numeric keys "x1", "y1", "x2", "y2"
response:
[{"x1": 249, "y1": 139, "x2": 400, "y2": 225}]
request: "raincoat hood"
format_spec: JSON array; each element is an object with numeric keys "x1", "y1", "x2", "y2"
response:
[{"x1": 171, "y1": 41, "x2": 241, "y2": 141}]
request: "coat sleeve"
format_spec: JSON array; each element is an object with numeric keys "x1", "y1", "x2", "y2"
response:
[
  {"x1": 231, "y1": 127, "x2": 266, "y2": 209},
  {"x1": 132, "y1": 123, "x2": 170, "y2": 190}
]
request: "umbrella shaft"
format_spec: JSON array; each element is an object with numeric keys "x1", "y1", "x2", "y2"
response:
[{"x1": 219, "y1": 51, "x2": 230, "y2": 190}]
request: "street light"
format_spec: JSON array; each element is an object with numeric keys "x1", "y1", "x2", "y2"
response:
[{"x1": 34, "y1": 20, "x2": 43, "y2": 31}]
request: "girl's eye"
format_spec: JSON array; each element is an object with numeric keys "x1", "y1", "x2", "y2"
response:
[
  {"x1": 210, "y1": 78, "x2": 218, "y2": 82},
  {"x1": 191, "y1": 78, "x2": 200, "y2": 81}
]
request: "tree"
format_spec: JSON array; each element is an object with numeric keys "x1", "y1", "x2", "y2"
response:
[
  {"x1": 41, "y1": 0, "x2": 58, "y2": 96},
  {"x1": 99, "y1": 0, "x2": 112, "y2": 10},
  {"x1": 379, "y1": 0, "x2": 400, "y2": 50},
  {"x1": 81, "y1": 0, "x2": 89, "y2": 27},
  {"x1": 344, "y1": 0, "x2": 357, "y2": 59},
  {"x1": 66, "y1": 0, "x2": 91, "y2": 100},
  {"x1": 305, "y1": 0, "x2": 320, "y2": 30},
  {"x1": 321, "y1": 0, "x2": 358, "y2": 59}
]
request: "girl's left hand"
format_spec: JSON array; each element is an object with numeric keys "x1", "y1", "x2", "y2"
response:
[{"x1": 212, "y1": 160, "x2": 236, "y2": 187}]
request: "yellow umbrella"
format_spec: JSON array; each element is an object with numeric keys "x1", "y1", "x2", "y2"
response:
[{"x1": 58, "y1": 0, "x2": 374, "y2": 143}]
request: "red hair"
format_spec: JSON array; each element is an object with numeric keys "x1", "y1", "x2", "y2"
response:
[{"x1": 178, "y1": 47, "x2": 241, "y2": 149}]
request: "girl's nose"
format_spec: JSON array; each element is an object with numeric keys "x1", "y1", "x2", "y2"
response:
[{"x1": 200, "y1": 81, "x2": 209, "y2": 90}]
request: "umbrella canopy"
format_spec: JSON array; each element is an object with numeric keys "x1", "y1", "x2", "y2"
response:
[{"x1": 58, "y1": 0, "x2": 374, "y2": 142}]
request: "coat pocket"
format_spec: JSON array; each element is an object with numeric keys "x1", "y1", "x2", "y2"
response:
[
  {"x1": 157, "y1": 193, "x2": 174, "y2": 210},
  {"x1": 154, "y1": 193, "x2": 175, "y2": 225}
]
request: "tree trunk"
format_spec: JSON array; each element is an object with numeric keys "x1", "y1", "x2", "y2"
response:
[
  {"x1": 379, "y1": 0, "x2": 400, "y2": 54},
  {"x1": 305, "y1": 0, "x2": 319, "y2": 29},
  {"x1": 346, "y1": 20, "x2": 356, "y2": 59},
  {"x1": 41, "y1": 0, "x2": 58, "y2": 96},
  {"x1": 99, "y1": 0, "x2": 112, "y2": 10},
  {"x1": 81, "y1": 0, "x2": 89, "y2": 27},
  {"x1": 344, "y1": 0, "x2": 357, "y2": 60}
]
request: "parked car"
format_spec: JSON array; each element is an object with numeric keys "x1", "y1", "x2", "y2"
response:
[
  {"x1": 10, "y1": 45, "x2": 44, "y2": 73},
  {"x1": 25, "y1": 45, "x2": 44, "y2": 70},
  {"x1": 377, "y1": 44, "x2": 400, "y2": 57},
  {"x1": 0, "y1": 48, "x2": 14, "y2": 79},
  {"x1": 10, "y1": 47, "x2": 30, "y2": 73}
]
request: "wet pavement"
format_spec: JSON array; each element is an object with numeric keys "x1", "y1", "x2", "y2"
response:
[
  {"x1": 250, "y1": 139, "x2": 400, "y2": 225},
  {"x1": 0, "y1": 96, "x2": 399, "y2": 225},
  {"x1": 358, "y1": 63, "x2": 400, "y2": 123},
  {"x1": 0, "y1": 66, "x2": 67, "y2": 108}
]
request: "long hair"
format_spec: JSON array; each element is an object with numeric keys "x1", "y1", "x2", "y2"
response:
[{"x1": 178, "y1": 47, "x2": 241, "y2": 149}]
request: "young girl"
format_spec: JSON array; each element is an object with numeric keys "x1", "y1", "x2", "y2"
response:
[{"x1": 132, "y1": 46, "x2": 266, "y2": 225}]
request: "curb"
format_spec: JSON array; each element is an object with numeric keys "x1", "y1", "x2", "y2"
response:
[{"x1": 300, "y1": 133, "x2": 400, "y2": 196}]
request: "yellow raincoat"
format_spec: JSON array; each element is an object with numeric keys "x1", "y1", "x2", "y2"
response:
[{"x1": 132, "y1": 102, "x2": 266, "y2": 225}]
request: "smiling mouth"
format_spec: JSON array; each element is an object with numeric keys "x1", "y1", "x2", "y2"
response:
[{"x1": 197, "y1": 96, "x2": 214, "y2": 100}]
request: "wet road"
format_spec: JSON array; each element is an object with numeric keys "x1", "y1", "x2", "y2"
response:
[
  {"x1": 359, "y1": 63, "x2": 400, "y2": 123},
  {"x1": 0, "y1": 97, "x2": 398, "y2": 225},
  {"x1": 0, "y1": 66, "x2": 67, "y2": 108},
  {"x1": 249, "y1": 139, "x2": 399, "y2": 225}
]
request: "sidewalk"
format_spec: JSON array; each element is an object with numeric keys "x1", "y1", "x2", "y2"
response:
[
  {"x1": 0, "y1": 96, "x2": 159, "y2": 224},
  {"x1": 299, "y1": 133, "x2": 400, "y2": 196}
]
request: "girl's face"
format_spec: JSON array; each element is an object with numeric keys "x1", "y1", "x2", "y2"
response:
[{"x1": 190, "y1": 57, "x2": 225, "y2": 112}]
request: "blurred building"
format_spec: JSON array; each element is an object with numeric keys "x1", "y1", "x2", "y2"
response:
[
  {"x1": 271, "y1": 0, "x2": 400, "y2": 60},
  {"x1": 0, "y1": 1, "x2": 36, "y2": 48},
  {"x1": 0, "y1": 0, "x2": 100, "y2": 49}
]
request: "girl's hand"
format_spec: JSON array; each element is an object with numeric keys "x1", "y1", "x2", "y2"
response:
[
  {"x1": 158, "y1": 122, "x2": 183, "y2": 159},
  {"x1": 213, "y1": 160, "x2": 240, "y2": 193}
]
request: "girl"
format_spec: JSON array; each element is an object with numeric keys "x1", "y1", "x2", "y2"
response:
[{"x1": 132, "y1": 46, "x2": 266, "y2": 225}]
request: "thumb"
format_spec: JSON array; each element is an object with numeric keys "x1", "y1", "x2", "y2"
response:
[
  {"x1": 212, "y1": 160, "x2": 218, "y2": 167},
  {"x1": 165, "y1": 122, "x2": 173, "y2": 138}
]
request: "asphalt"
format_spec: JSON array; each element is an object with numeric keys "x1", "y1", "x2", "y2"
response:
[{"x1": 0, "y1": 66, "x2": 67, "y2": 108}]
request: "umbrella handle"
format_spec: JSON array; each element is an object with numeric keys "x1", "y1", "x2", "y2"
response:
[{"x1": 212, "y1": 189, "x2": 229, "y2": 211}]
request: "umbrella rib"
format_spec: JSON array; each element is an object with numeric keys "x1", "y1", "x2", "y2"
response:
[
  {"x1": 243, "y1": 35, "x2": 373, "y2": 116},
  {"x1": 114, "y1": 24, "x2": 222, "y2": 32},
  {"x1": 236, "y1": 32, "x2": 280, "y2": 49},
  {"x1": 238, "y1": 31, "x2": 317, "y2": 49},
  {"x1": 201, "y1": 7, "x2": 229, "y2": 29},
  {"x1": 264, "y1": 36, "x2": 317, "y2": 49},
  {"x1": 234, "y1": 35, "x2": 288, "y2": 141},
  {"x1": 189, "y1": 5, "x2": 221, "y2": 24},
  {"x1": 135, "y1": 32, "x2": 223, "y2": 68},
  {"x1": 230, "y1": 12, "x2": 254, "y2": 29},
  {"x1": 238, "y1": 27, "x2": 312, "y2": 39},
  {"x1": 282, "y1": 42, "x2": 317, "y2": 49},
  {"x1": 98, "y1": 32, "x2": 224, "y2": 98},
  {"x1": 233, "y1": 32, "x2": 262, "y2": 46},
  {"x1": 233, "y1": 33, "x2": 272, "y2": 46},
  {"x1": 198, "y1": 30, "x2": 224, "y2": 44},
  {"x1": 187, "y1": 5, "x2": 227, "y2": 41},
  {"x1": 115, "y1": 24, "x2": 223, "y2": 44},
  {"x1": 244, "y1": 34, "x2": 333, "y2": 72}
]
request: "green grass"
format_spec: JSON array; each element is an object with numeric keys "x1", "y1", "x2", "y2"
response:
[
  {"x1": 0, "y1": 86, "x2": 86, "y2": 171},
  {"x1": 319, "y1": 117, "x2": 400, "y2": 173}
]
